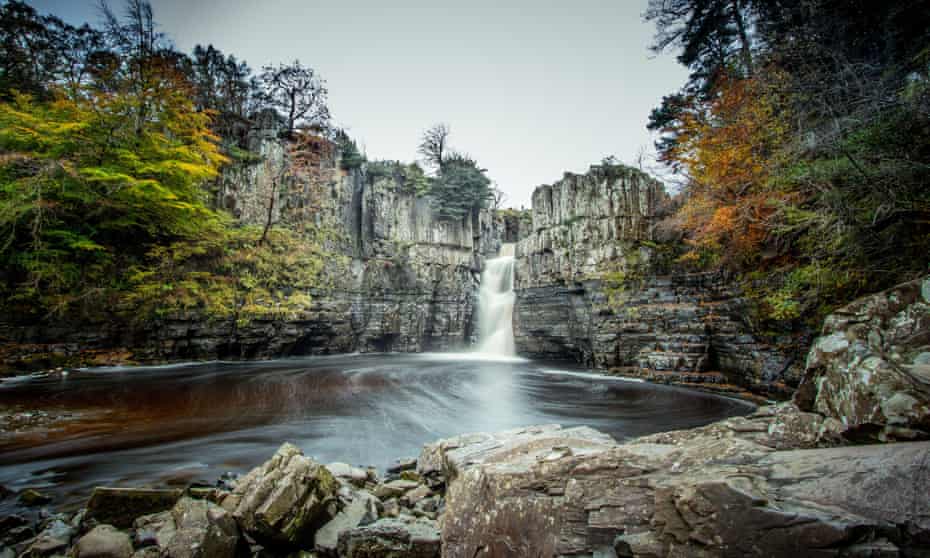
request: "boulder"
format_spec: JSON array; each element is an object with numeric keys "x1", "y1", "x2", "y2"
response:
[
  {"x1": 337, "y1": 518, "x2": 440, "y2": 558},
  {"x1": 22, "y1": 519, "x2": 74, "y2": 557},
  {"x1": 797, "y1": 275, "x2": 930, "y2": 440},
  {"x1": 221, "y1": 442, "x2": 339, "y2": 548},
  {"x1": 372, "y1": 480, "x2": 419, "y2": 501},
  {"x1": 133, "y1": 497, "x2": 239, "y2": 558},
  {"x1": 324, "y1": 463, "x2": 369, "y2": 487},
  {"x1": 18, "y1": 489, "x2": 52, "y2": 506},
  {"x1": 313, "y1": 490, "x2": 379, "y2": 554},
  {"x1": 73, "y1": 525, "x2": 133, "y2": 558},
  {"x1": 433, "y1": 414, "x2": 930, "y2": 557},
  {"x1": 385, "y1": 458, "x2": 417, "y2": 475},
  {"x1": 85, "y1": 487, "x2": 183, "y2": 528}
]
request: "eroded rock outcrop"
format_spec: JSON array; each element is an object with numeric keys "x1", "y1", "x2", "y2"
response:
[
  {"x1": 796, "y1": 275, "x2": 930, "y2": 441},
  {"x1": 513, "y1": 165, "x2": 797, "y2": 395},
  {"x1": 220, "y1": 443, "x2": 339, "y2": 549},
  {"x1": 429, "y1": 411, "x2": 929, "y2": 558}
]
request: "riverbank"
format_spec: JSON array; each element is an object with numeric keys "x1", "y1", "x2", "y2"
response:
[{"x1": 3, "y1": 400, "x2": 928, "y2": 558}]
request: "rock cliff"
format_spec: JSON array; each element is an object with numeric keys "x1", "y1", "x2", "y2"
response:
[
  {"x1": 0, "y1": 123, "x2": 501, "y2": 369},
  {"x1": 513, "y1": 164, "x2": 798, "y2": 396}
]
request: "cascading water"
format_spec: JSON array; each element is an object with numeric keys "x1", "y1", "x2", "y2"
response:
[{"x1": 476, "y1": 243, "x2": 516, "y2": 356}]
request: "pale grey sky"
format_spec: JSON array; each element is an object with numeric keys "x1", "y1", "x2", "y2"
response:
[{"x1": 28, "y1": 0, "x2": 687, "y2": 207}]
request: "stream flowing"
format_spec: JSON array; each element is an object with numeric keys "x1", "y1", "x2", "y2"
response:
[
  {"x1": 0, "y1": 354, "x2": 752, "y2": 509},
  {"x1": 0, "y1": 246, "x2": 753, "y2": 510}
]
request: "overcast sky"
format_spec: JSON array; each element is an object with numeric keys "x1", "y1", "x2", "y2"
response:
[{"x1": 27, "y1": 0, "x2": 687, "y2": 207}]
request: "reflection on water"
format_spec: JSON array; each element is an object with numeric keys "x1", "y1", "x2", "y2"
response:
[{"x1": 0, "y1": 353, "x2": 753, "y2": 508}]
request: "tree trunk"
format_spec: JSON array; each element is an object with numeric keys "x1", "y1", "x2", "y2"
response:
[
  {"x1": 732, "y1": 0, "x2": 753, "y2": 77},
  {"x1": 260, "y1": 178, "x2": 278, "y2": 246}
]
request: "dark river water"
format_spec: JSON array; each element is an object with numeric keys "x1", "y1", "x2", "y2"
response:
[{"x1": 0, "y1": 353, "x2": 753, "y2": 509}]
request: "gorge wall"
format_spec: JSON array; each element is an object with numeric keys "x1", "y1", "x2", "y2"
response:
[
  {"x1": 0, "y1": 120, "x2": 502, "y2": 370},
  {"x1": 513, "y1": 165, "x2": 800, "y2": 397}
]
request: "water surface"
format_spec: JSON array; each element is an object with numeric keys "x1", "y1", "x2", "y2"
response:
[{"x1": 0, "y1": 353, "x2": 752, "y2": 508}]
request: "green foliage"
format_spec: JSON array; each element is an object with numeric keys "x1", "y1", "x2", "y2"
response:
[
  {"x1": 365, "y1": 160, "x2": 400, "y2": 181},
  {"x1": 0, "y1": 88, "x2": 226, "y2": 315},
  {"x1": 335, "y1": 130, "x2": 365, "y2": 170},
  {"x1": 123, "y1": 226, "x2": 331, "y2": 325},
  {"x1": 400, "y1": 163, "x2": 430, "y2": 196},
  {"x1": 431, "y1": 153, "x2": 492, "y2": 221}
]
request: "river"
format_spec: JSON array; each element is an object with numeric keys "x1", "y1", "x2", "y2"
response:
[{"x1": 0, "y1": 353, "x2": 752, "y2": 510}]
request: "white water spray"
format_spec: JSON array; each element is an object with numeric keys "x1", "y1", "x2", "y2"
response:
[{"x1": 476, "y1": 243, "x2": 516, "y2": 356}]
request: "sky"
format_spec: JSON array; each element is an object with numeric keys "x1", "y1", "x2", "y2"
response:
[{"x1": 26, "y1": 0, "x2": 687, "y2": 207}]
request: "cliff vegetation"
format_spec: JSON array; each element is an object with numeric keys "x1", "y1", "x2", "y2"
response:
[{"x1": 647, "y1": 0, "x2": 930, "y2": 334}]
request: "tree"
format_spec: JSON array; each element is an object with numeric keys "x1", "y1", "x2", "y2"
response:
[
  {"x1": 257, "y1": 60, "x2": 330, "y2": 135},
  {"x1": 190, "y1": 44, "x2": 256, "y2": 141},
  {"x1": 0, "y1": 1, "x2": 106, "y2": 98},
  {"x1": 418, "y1": 123, "x2": 450, "y2": 171},
  {"x1": 0, "y1": 83, "x2": 225, "y2": 314},
  {"x1": 431, "y1": 153, "x2": 492, "y2": 221}
]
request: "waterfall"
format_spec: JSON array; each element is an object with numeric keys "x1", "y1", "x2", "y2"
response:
[{"x1": 476, "y1": 243, "x2": 516, "y2": 356}]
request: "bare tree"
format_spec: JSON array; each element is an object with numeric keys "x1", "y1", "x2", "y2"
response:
[
  {"x1": 257, "y1": 60, "x2": 330, "y2": 135},
  {"x1": 418, "y1": 123, "x2": 450, "y2": 172},
  {"x1": 491, "y1": 185, "x2": 507, "y2": 210}
]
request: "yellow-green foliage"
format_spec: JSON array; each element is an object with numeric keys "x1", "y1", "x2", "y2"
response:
[{"x1": 124, "y1": 226, "x2": 333, "y2": 326}]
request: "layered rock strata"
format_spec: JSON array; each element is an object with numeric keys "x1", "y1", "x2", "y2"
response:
[
  {"x1": 0, "y1": 123, "x2": 501, "y2": 370},
  {"x1": 514, "y1": 165, "x2": 797, "y2": 395}
]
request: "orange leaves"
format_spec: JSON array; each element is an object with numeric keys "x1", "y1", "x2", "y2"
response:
[{"x1": 668, "y1": 72, "x2": 794, "y2": 268}]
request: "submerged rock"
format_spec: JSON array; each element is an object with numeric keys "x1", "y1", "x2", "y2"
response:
[
  {"x1": 221, "y1": 443, "x2": 339, "y2": 549},
  {"x1": 18, "y1": 489, "x2": 52, "y2": 507}
]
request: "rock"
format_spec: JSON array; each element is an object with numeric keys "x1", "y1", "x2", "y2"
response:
[
  {"x1": 1, "y1": 522, "x2": 34, "y2": 547},
  {"x1": 18, "y1": 489, "x2": 52, "y2": 506},
  {"x1": 313, "y1": 490, "x2": 379, "y2": 554},
  {"x1": 0, "y1": 514, "x2": 28, "y2": 533},
  {"x1": 130, "y1": 548, "x2": 160, "y2": 558},
  {"x1": 337, "y1": 518, "x2": 440, "y2": 558},
  {"x1": 22, "y1": 519, "x2": 74, "y2": 557},
  {"x1": 385, "y1": 458, "x2": 417, "y2": 475},
  {"x1": 325, "y1": 463, "x2": 368, "y2": 487},
  {"x1": 397, "y1": 471, "x2": 421, "y2": 483},
  {"x1": 222, "y1": 442, "x2": 338, "y2": 548},
  {"x1": 433, "y1": 417, "x2": 930, "y2": 557},
  {"x1": 381, "y1": 500, "x2": 400, "y2": 519},
  {"x1": 73, "y1": 525, "x2": 133, "y2": 558},
  {"x1": 511, "y1": 165, "x2": 797, "y2": 394},
  {"x1": 85, "y1": 487, "x2": 183, "y2": 529},
  {"x1": 133, "y1": 497, "x2": 238, "y2": 558},
  {"x1": 399, "y1": 485, "x2": 431, "y2": 508},
  {"x1": 796, "y1": 274, "x2": 930, "y2": 440},
  {"x1": 372, "y1": 480, "x2": 419, "y2": 501},
  {"x1": 0, "y1": 484, "x2": 12, "y2": 499}
]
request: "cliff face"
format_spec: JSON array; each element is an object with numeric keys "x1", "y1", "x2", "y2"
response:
[
  {"x1": 513, "y1": 165, "x2": 798, "y2": 396},
  {"x1": 0, "y1": 126, "x2": 501, "y2": 370},
  {"x1": 177, "y1": 135, "x2": 501, "y2": 356}
]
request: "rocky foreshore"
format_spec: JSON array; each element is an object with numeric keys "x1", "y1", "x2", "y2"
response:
[{"x1": 2, "y1": 400, "x2": 927, "y2": 558}]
